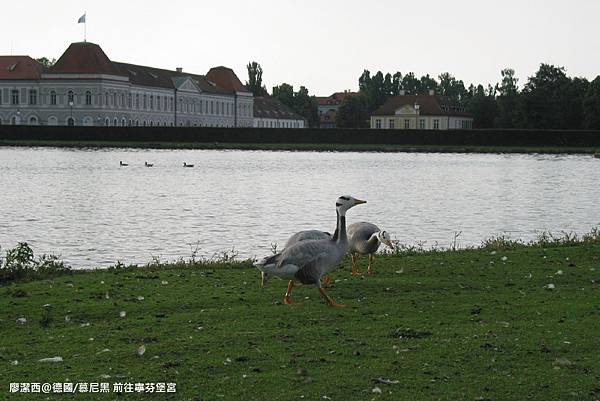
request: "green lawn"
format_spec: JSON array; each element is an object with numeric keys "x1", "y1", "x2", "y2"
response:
[{"x1": 1, "y1": 244, "x2": 599, "y2": 400}]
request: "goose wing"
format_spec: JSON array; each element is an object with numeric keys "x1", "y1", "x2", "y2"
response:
[
  {"x1": 276, "y1": 240, "x2": 334, "y2": 284},
  {"x1": 285, "y1": 230, "x2": 331, "y2": 248}
]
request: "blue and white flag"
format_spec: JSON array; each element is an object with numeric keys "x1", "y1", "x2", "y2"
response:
[{"x1": 78, "y1": 13, "x2": 86, "y2": 24}]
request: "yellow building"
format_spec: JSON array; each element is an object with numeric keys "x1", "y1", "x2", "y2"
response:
[{"x1": 370, "y1": 93, "x2": 473, "y2": 130}]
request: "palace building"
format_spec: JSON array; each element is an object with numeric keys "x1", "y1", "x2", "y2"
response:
[
  {"x1": 370, "y1": 92, "x2": 473, "y2": 130},
  {"x1": 0, "y1": 42, "x2": 254, "y2": 127}
]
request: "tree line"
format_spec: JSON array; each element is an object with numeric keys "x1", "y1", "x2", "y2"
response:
[{"x1": 246, "y1": 62, "x2": 600, "y2": 130}]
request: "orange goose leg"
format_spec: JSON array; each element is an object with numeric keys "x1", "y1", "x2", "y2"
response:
[
  {"x1": 283, "y1": 280, "x2": 295, "y2": 305},
  {"x1": 318, "y1": 288, "x2": 346, "y2": 308}
]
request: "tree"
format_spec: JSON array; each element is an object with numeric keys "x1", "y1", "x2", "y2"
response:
[
  {"x1": 35, "y1": 57, "x2": 56, "y2": 68},
  {"x1": 494, "y1": 68, "x2": 519, "y2": 128},
  {"x1": 272, "y1": 83, "x2": 319, "y2": 127},
  {"x1": 336, "y1": 95, "x2": 370, "y2": 128},
  {"x1": 437, "y1": 72, "x2": 465, "y2": 101},
  {"x1": 465, "y1": 84, "x2": 498, "y2": 128},
  {"x1": 517, "y1": 64, "x2": 572, "y2": 129},
  {"x1": 420, "y1": 74, "x2": 439, "y2": 94},
  {"x1": 246, "y1": 61, "x2": 267, "y2": 97},
  {"x1": 401, "y1": 72, "x2": 420, "y2": 94},
  {"x1": 583, "y1": 76, "x2": 600, "y2": 129}
]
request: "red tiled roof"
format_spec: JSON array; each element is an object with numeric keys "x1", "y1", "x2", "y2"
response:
[
  {"x1": 372, "y1": 95, "x2": 472, "y2": 117},
  {"x1": 48, "y1": 42, "x2": 125, "y2": 76},
  {"x1": 205, "y1": 66, "x2": 248, "y2": 93},
  {"x1": 0, "y1": 56, "x2": 44, "y2": 79},
  {"x1": 317, "y1": 91, "x2": 359, "y2": 106}
]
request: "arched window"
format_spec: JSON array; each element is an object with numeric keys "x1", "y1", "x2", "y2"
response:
[
  {"x1": 85, "y1": 91, "x2": 92, "y2": 106},
  {"x1": 50, "y1": 91, "x2": 57, "y2": 105},
  {"x1": 136, "y1": 94, "x2": 140, "y2": 109},
  {"x1": 143, "y1": 121, "x2": 146, "y2": 127},
  {"x1": 157, "y1": 96, "x2": 160, "y2": 111},
  {"x1": 67, "y1": 117, "x2": 75, "y2": 127},
  {"x1": 150, "y1": 95, "x2": 154, "y2": 110},
  {"x1": 114, "y1": 118, "x2": 118, "y2": 126},
  {"x1": 11, "y1": 116, "x2": 18, "y2": 125},
  {"x1": 136, "y1": 120, "x2": 140, "y2": 126},
  {"x1": 67, "y1": 90, "x2": 74, "y2": 104},
  {"x1": 143, "y1": 94, "x2": 147, "y2": 110},
  {"x1": 121, "y1": 93, "x2": 125, "y2": 107},
  {"x1": 105, "y1": 117, "x2": 110, "y2": 126},
  {"x1": 128, "y1": 94, "x2": 132, "y2": 108},
  {"x1": 121, "y1": 118, "x2": 126, "y2": 126},
  {"x1": 28, "y1": 116, "x2": 38, "y2": 125},
  {"x1": 0, "y1": 117, "x2": 2, "y2": 125},
  {"x1": 105, "y1": 92, "x2": 109, "y2": 106},
  {"x1": 113, "y1": 93, "x2": 117, "y2": 107},
  {"x1": 150, "y1": 121, "x2": 153, "y2": 127}
]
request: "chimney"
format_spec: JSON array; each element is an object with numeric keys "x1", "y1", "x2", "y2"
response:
[
  {"x1": 428, "y1": 89, "x2": 435, "y2": 96},
  {"x1": 399, "y1": 89, "x2": 406, "y2": 96},
  {"x1": 176, "y1": 67, "x2": 183, "y2": 73}
]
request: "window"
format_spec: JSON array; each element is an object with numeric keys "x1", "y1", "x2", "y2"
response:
[
  {"x1": 28, "y1": 116, "x2": 38, "y2": 125},
  {"x1": 433, "y1": 119, "x2": 440, "y2": 130},
  {"x1": 150, "y1": 95, "x2": 154, "y2": 110},
  {"x1": 114, "y1": 118, "x2": 118, "y2": 126},
  {"x1": 389, "y1": 119, "x2": 394, "y2": 129},
  {"x1": 85, "y1": 91, "x2": 92, "y2": 106},
  {"x1": 50, "y1": 91, "x2": 57, "y2": 105},
  {"x1": 143, "y1": 94, "x2": 147, "y2": 110},
  {"x1": 210, "y1": 101, "x2": 214, "y2": 114},
  {"x1": 105, "y1": 117, "x2": 110, "y2": 126},
  {"x1": 157, "y1": 96, "x2": 160, "y2": 111},
  {"x1": 404, "y1": 119, "x2": 410, "y2": 129},
  {"x1": 121, "y1": 93, "x2": 125, "y2": 107},
  {"x1": 375, "y1": 119, "x2": 382, "y2": 129},
  {"x1": 29, "y1": 89, "x2": 37, "y2": 105},
  {"x1": 68, "y1": 90, "x2": 74, "y2": 104},
  {"x1": 67, "y1": 117, "x2": 75, "y2": 127},
  {"x1": 105, "y1": 92, "x2": 109, "y2": 106},
  {"x1": 136, "y1": 94, "x2": 140, "y2": 109},
  {"x1": 204, "y1": 100, "x2": 208, "y2": 114},
  {"x1": 419, "y1": 119, "x2": 426, "y2": 129},
  {"x1": 113, "y1": 93, "x2": 117, "y2": 107},
  {"x1": 11, "y1": 89, "x2": 19, "y2": 105},
  {"x1": 221, "y1": 102, "x2": 225, "y2": 115},
  {"x1": 128, "y1": 94, "x2": 132, "y2": 108}
]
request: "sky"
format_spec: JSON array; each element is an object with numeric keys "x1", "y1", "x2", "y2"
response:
[{"x1": 2, "y1": 0, "x2": 600, "y2": 96}]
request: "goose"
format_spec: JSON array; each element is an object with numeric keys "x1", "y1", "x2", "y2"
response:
[
  {"x1": 145, "y1": 161, "x2": 154, "y2": 167},
  {"x1": 347, "y1": 222, "x2": 394, "y2": 275},
  {"x1": 119, "y1": 161, "x2": 128, "y2": 167},
  {"x1": 183, "y1": 162, "x2": 194, "y2": 168},
  {"x1": 284, "y1": 230, "x2": 331, "y2": 248},
  {"x1": 255, "y1": 195, "x2": 366, "y2": 307}
]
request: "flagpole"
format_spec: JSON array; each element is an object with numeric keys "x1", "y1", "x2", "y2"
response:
[{"x1": 84, "y1": 11, "x2": 87, "y2": 42}]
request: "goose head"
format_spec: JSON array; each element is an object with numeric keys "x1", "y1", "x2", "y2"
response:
[
  {"x1": 335, "y1": 195, "x2": 366, "y2": 216},
  {"x1": 376, "y1": 230, "x2": 394, "y2": 249}
]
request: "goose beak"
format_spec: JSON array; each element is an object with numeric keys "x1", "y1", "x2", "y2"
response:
[
  {"x1": 354, "y1": 199, "x2": 367, "y2": 205},
  {"x1": 383, "y1": 239, "x2": 394, "y2": 249}
]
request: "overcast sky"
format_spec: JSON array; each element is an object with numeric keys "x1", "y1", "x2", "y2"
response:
[{"x1": 2, "y1": 0, "x2": 599, "y2": 95}]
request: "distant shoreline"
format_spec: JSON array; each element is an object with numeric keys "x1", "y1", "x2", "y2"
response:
[{"x1": 1, "y1": 140, "x2": 599, "y2": 155}]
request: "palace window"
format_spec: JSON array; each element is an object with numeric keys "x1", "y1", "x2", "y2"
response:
[
  {"x1": 210, "y1": 101, "x2": 214, "y2": 114},
  {"x1": 113, "y1": 93, "x2": 117, "y2": 107},
  {"x1": 121, "y1": 93, "x2": 125, "y2": 107},
  {"x1": 85, "y1": 91, "x2": 92, "y2": 106},
  {"x1": 389, "y1": 119, "x2": 394, "y2": 129},
  {"x1": 433, "y1": 119, "x2": 440, "y2": 130},
  {"x1": 150, "y1": 95, "x2": 154, "y2": 110},
  {"x1": 419, "y1": 119, "x2": 426, "y2": 129},
  {"x1": 143, "y1": 94, "x2": 147, "y2": 110},
  {"x1": 105, "y1": 92, "x2": 109, "y2": 106},
  {"x1": 105, "y1": 117, "x2": 110, "y2": 126},
  {"x1": 404, "y1": 119, "x2": 410, "y2": 129},
  {"x1": 11, "y1": 89, "x2": 19, "y2": 105},
  {"x1": 67, "y1": 117, "x2": 75, "y2": 127},
  {"x1": 29, "y1": 89, "x2": 37, "y2": 105},
  {"x1": 157, "y1": 96, "x2": 160, "y2": 111},
  {"x1": 68, "y1": 90, "x2": 74, "y2": 104},
  {"x1": 128, "y1": 94, "x2": 132, "y2": 108},
  {"x1": 114, "y1": 118, "x2": 118, "y2": 126},
  {"x1": 50, "y1": 91, "x2": 57, "y2": 105},
  {"x1": 375, "y1": 119, "x2": 382, "y2": 129},
  {"x1": 136, "y1": 94, "x2": 140, "y2": 109}
]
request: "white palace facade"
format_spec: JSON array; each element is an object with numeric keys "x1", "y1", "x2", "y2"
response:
[{"x1": 0, "y1": 42, "x2": 254, "y2": 127}]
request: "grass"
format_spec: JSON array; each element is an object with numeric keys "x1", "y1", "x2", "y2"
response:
[
  {"x1": 1, "y1": 241, "x2": 599, "y2": 400},
  {"x1": 1, "y1": 139, "x2": 600, "y2": 154}
]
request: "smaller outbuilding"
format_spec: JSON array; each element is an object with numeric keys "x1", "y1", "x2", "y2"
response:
[
  {"x1": 371, "y1": 92, "x2": 473, "y2": 130},
  {"x1": 253, "y1": 96, "x2": 306, "y2": 128}
]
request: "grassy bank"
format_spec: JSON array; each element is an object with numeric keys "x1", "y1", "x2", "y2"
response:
[
  {"x1": 1, "y1": 241, "x2": 599, "y2": 400},
  {"x1": 1, "y1": 139, "x2": 600, "y2": 154}
]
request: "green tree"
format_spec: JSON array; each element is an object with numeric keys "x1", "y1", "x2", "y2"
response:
[
  {"x1": 246, "y1": 61, "x2": 267, "y2": 97},
  {"x1": 420, "y1": 74, "x2": 439, "y2": 94},
  {"x1": 437, "y1": 72, "x2": 465, "y2": 101},
  {"x1": 401, "y1": 72, "x2": 420, "y2": 94},
  {"x1": 465, "y1": 84, "x2": 498, "y2": 128},
  {"x1": 35, "y1": 57, "x2": 56, "y2": 68},
  {"x1": 336, "y1": 95, "x2": 370, "y2": 128},
  {"x1": 495, "y1": 68, "x2": 519, "y2": 128},
  {"x1": 583, "y1": 76, "x2": 600, "y2": 129},
  {"x1": 272, "y1": 83, "x2": 319, "y2": 127}
]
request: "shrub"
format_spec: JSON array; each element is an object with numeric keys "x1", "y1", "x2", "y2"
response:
[{"x1": 0, "y1": 242, "x2": 71, "y2": 283}]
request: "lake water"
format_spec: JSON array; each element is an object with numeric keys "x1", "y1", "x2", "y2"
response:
[{"x1": 0, "y1": 147, "x2": 598, "y2": 268}]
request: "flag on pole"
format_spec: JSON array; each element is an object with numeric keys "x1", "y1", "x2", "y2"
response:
[{"x1": 78, "y1": 13, "x2": 86, "y2": 24}]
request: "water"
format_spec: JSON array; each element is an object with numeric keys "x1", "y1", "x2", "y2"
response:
[{"x1": 0, "y1": 147, "x2": 598, "y2": 268}]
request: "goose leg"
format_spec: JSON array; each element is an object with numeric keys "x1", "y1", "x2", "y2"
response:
[
  {"x1": 366, "y1": 254, "x2": 374, "y2": 274},
  {"x1": 318, "y1": 288, "x2": 345, "y2": 308},
  {"x1": 283, "y1": 280, "x2": 295, "y2": 305},
  {"x1": 351, "y1": 253, "x2": 363, "y2": 276}
]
